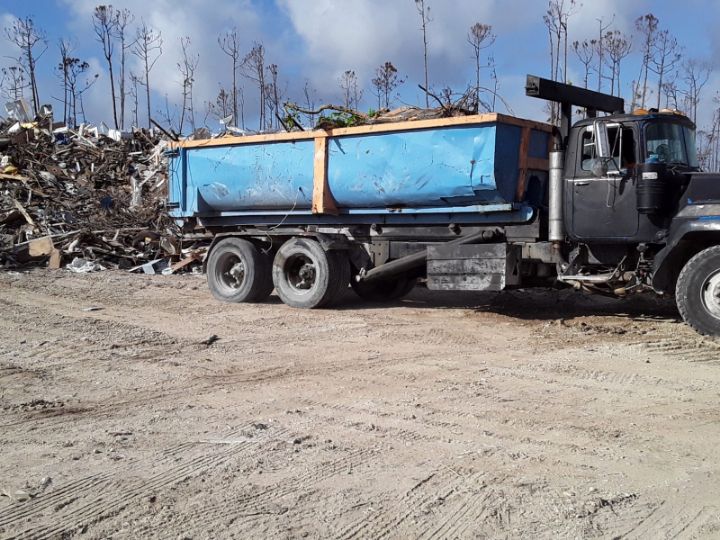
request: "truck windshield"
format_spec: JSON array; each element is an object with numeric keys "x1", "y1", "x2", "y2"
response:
[{"x1": 645, "y1": 122, "x2": 698, "y2": 167}]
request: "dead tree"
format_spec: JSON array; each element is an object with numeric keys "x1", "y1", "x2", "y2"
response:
[
  {"x1": 414, "y1": 0, "x2": 431, "y2": 108},
  {"x1": 633, "y1": 13, "x2": 659, "y2": 109},
  {"x1": 209, "y1": 87, "x2": 232, "y2": 120},
  {"x1": 218, "y1": 28, "x2": 241, "y2": 126},
  {"x1": 1, "y1": 63, "x2": 29, "y2": 101},
  {"x1": 572, "y1": 40, "x2": 595, "y2": 89},
  {"x1": 371, "y1": 61, "x2": 402, "y2": 110},
  {"x1": 264, "y1": 64, "x2": 282, "y2": 130},
  {"x1": 129, "y1": 71, "x2": 141, "y2": 127},
  {"x1": 5, "y1": 16, "x2": 46, "y2": 114},
  {"x1": 604, "y1": 31, "x2": 631, "y2": 97},
  {"x1": 681, "y1": 59, "x2": 711, "y2": 124},
  {"x1": 178, "y1": 37, "x2": 199, "y2": 134},
  {"x1": 339, "y1": 70, "x2": 362, "y2": 110},
  {"x1": 93, "y1": 5, "x2": 120, "y2": 129},
  {"x1": 302, "y1": 80, "x2": 318, "y2": 126},
  {"x1": 661, "y1": 73, "x2": 681, "y2": 109},
  {"x1": 543, "y1": 1, "x2": 576, "y2": 85},
  {"x1": 57, "y1": 39, "x2": 97, "y2": 127},
  {"x1": 592, "y1": 16, "x2": 613, "y2": 92},
  {"x1": 66, "y1": 59, "x2": 94, "y2": 128},
  {"x1": 467, "y1": 23, "x2": 495, "y2": 112},
  {"x1": 57, "y1": 39, "x2": 73, "y2": 125},
  {"x1": 157, "y1": 93, "x2": 179, "y2": 133},
  {"x1": 115, "y1": 8, "x2": 134, "y2": 129},
  {"x1": 649, "y1": 29, "x2": 681, "y2": 110},
  {"x1": 132, "y1": 21, "x2": 162, "y2": 129},
  {"x1": 543, "y1": 1, "x2": 576, "y2": 124},
  {"x1": 241, "y1": 43, "x2": 266, "y2": 131}
]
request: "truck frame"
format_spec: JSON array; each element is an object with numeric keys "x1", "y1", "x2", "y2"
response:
[{"x1": 168, "y1": 76, "x2": 720, "y2": 336}]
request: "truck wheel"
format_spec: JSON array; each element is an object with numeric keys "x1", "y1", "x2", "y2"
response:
[
  {"x1": 272, "y1": 238, "x2": 349, "y2": 308},
  {"x1": 351, "y1": 276, "x2": 417, "y2": 302},
  {"x1": 676, "y1": 245, "x2": 720, "y2": 336},
  {"x1": 206, "y1": 238, "x2": 274, "y2": 303}
]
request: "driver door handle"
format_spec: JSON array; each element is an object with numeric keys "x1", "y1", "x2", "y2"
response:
[{"x1": 575, "y1": 181, "x2": 590, "y2": 186}]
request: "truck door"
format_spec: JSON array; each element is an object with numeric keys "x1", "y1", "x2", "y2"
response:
[{"x1": 570, "y1": 123, "x2": 639, "y2": 240}]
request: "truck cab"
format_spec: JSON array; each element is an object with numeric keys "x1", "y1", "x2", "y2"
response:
[
  {"x1": 559, "y1": 110, "x2": 720, "y2": 334},
  {"x1": 565, "y1": 112, "x2": 698, "y2": 244}
]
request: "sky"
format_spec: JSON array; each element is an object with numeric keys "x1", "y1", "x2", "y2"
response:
[{"x1": 0, "y1": 0, "x2": 718, "y2": 134}]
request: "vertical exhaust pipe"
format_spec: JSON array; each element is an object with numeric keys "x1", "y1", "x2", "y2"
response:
[{"x1": 548, "y1": 149, "x2": 565, "y2": 243}]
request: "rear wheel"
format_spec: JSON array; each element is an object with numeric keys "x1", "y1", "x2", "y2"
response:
[
  {"x1": 206, "y1": 237, "x2": 273, "y2": 303},
  {"x1": 351, "y1": 276, "x2": 416, "y2": 302},
  {"x1": 272, "y1": 238, "x2": 349, "y2": 308},
  {"x1": 676, "y1": 245, "x2": 720, "y2": 336}
]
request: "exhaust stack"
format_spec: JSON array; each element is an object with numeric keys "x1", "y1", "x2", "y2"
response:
[{"x1": 548, "y1": 149, "x2": 565, "y2": 243}]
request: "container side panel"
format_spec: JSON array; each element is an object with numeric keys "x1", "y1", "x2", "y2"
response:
[
  {"x1": 327, "y1": 126, "x2": 501, "y2": 208},
  {"x1": 186, "y1": 140, "x2": 315, "y2": 212},
  {"x1": 529, "y1": 130, "x2": 550, "y2": 159},
  {"x1": 493, "y1": 123, "x2": 524, "y2": 203}
]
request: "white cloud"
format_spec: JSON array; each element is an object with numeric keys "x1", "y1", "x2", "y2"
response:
[{"x1": 2, "y1": 0, "x2": 715, "y2": 135}]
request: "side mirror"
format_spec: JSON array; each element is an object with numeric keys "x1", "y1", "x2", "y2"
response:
[{"x1": 593, "y1": 120, "x2": 611, "y2": 159}]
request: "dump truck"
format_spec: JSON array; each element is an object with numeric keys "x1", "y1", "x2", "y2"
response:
[{"x1": 167, "y1": 75, "x2": 720, "y2": 336}]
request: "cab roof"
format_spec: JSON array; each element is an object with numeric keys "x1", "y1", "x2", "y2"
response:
[{"x1": 573, "y1": 110, "x2": 695, "y2": 130}]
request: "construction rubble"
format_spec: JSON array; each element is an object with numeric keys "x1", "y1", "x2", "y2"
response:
[{"x1": 0, "y1": 101, "x2": 206, "y2": 275}]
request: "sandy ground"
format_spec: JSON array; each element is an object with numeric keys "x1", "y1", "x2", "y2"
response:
[{"x1": 1, "y1": 269, "x2": 720, "y2": 539}]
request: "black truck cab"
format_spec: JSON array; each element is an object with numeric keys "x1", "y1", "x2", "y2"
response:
[{"x1": 565, "y1": 112, "x2": 699, "y2": 245}]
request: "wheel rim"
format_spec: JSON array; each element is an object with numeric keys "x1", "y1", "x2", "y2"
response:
[
  {"x1": 285, "y1": 253, "x2": 317, "y2": 293},
  {"x1": 701, "y1": 269, "x2": 720, "y2": 320},
  {"x1": 215, "y1": 252, "x2": 246, "y2": 294}
]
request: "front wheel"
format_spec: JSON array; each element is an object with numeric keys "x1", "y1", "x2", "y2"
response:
[{"x1": 676, "y1": 245, "x2": 720, "y2": 336}]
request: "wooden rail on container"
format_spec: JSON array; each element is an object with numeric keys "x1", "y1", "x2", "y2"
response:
[
  {"x1": 312, "y1": 134, "x2": 338, "y2": 215},
  {"x1": 171, "y1": 113, "x2": 553, "y2": 214}
]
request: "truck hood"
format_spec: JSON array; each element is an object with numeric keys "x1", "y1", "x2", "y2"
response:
[{"x1": 683, "y1": 172, "x2": 720, "y2": 206}]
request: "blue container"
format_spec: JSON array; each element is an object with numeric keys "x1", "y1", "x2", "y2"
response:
[{"x1": 169, "y1": 114, "x2": 550, "y2": 225}]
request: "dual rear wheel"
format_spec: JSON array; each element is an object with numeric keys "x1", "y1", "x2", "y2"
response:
[{"x1": 207, "y1": 237, "x2": 413, "y2": 308}]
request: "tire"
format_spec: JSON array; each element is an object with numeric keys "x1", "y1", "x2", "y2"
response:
[
  {"x1": 206, "y1": 238, "x2": 274, "y2": 303},
  {"x1": 351, "y1": 276, "x2": 417, "y2": 302},
  {"x1": 676, "y1": 245, "x2": 720, "y2": 336},
  {"x1": 272, "y1": 238, "x2": 349, "y2": 308}
]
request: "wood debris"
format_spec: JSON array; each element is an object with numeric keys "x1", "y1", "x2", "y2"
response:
[{"x1": 0, "y1": 118, "x2": 206, "y2": 273}]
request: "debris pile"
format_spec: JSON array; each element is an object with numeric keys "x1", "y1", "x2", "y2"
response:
[
  {"x1": 0, "y1": 101, "x2": 203, "y2": 273},
  {"x1": 0, "y1": 110, "x2": 184, "y2": 270}
]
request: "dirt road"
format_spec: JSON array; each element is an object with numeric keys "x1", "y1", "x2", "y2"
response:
[{"x1": 1, "y1": 269, "x2": 719, "y2": 539}]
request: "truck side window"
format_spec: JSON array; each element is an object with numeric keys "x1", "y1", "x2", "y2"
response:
[
  {"x1": 618, "y1": 127, "x2": 636, "y2": 170},
  {"x1": 580, "y1": 125, "x2": 636, "y2": 173}
]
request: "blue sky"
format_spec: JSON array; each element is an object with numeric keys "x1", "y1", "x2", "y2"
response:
[{"x1": 0, "y1": 0, "x2": 717, "y2": 133}]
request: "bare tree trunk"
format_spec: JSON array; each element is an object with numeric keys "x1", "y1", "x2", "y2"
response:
[
  {"x1": 415, "y1": 0, "x2": 431, "y2": 108},
  {"x1": 117, "y1": 9, "x2": 134, "y2": 130},
  {"x1": 132, "y1": 22, "x2": 162, "y2": 129},
  {"x1": 144, "y1": 54, "x2": 151, "y2": 128},
  {"x1": 93, "y1": 6, "x2": 120, "y2": 128},
  {"x1": 468, "y1": 23, "x2": 494, "y2": 113},
  {"x1": 219, "y1": 29, "x2": 241, "y2": 125}
]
